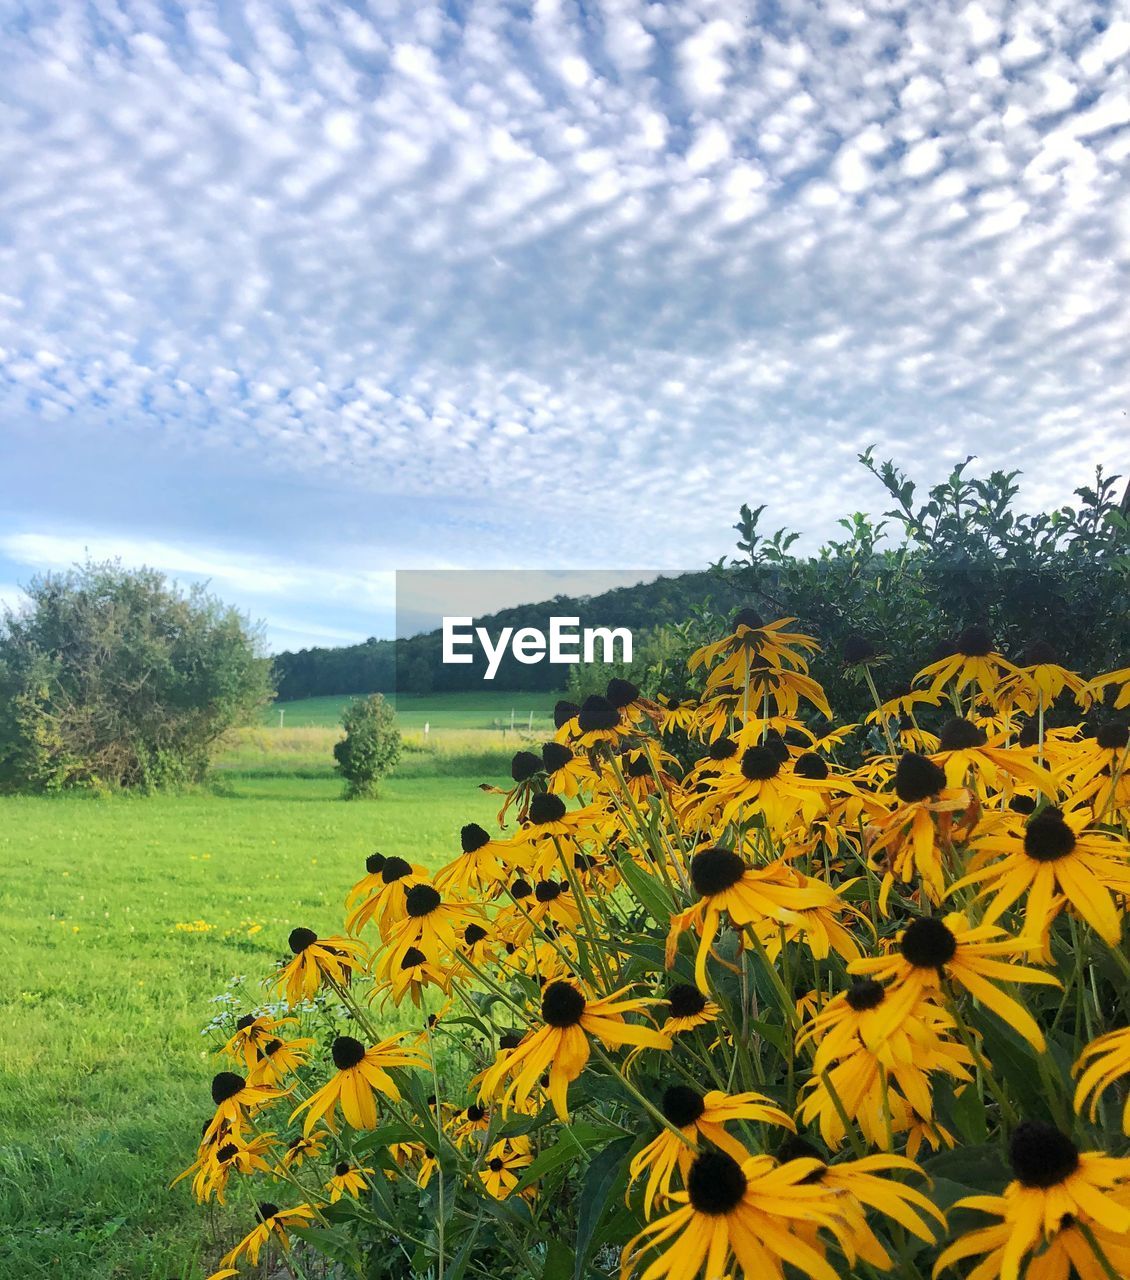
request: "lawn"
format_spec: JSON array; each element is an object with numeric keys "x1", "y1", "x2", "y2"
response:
[
  {"x1": 0, "y1": 761, "x2": 509, "y2": 1279},
  {"x1": 263, "y1": 689, "x2": 557, "y2": 732}
]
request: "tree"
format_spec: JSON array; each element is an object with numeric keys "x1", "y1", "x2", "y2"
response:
[
  {"x1": 333, "y1": 694, "x2": 401, "y2": 798},
  {"x1": 0, "y1": 560, "x2": 273, "y2": 791}
]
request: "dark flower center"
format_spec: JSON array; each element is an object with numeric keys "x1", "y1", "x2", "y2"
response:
[
  {"x1": 335, "y1": 1161, "x2": 351, "y2": 1177},
  {"x1": 690, "y1": 847, "x2": 747, "y2": 897},
  {"x1": 553, "y1": 700, "x2": 580, "y2": 728},
  {"x1": 541, "y1": 980, "x2": 586, "y2": 1028},
  {"x1": 288, "y1": 927, "x2": 318, "y2": 954},
  {"x1": 510, "y1": 751, "x2": 542, "y2": 782},
  {"x1": 401, "y1": 947, "x2": 426, "y2": 969},
  {"x1": 667, "y1": 984, "x2": 708, "y2": 1018},
  {"x1": 464, "y1": 924, "x2": 488, "y2": 946},
  {"x1": 211, "y1": 1072, "x2": 246, "y2": 1104},
  {"x1": 687, "y1": 1150, "x2": 748, "y2": 1215},
  {"x1": 1017, "y1": 720, "x2": 1040, "y2": 749},
  {"x1": 741, "y1": 746, "x2": 781, "y2": 781},
  {"x1": 842, "y1": 633, "x2": 878, "y2": 665},
  {"x1": 382, "y1": 856, "x2": 412, "y2": 884},
  {"x1": 256, "y1": 1202, "x2": 279, "y2": 1224},
  {"x1": 1010, "y1": 794, "x2": 1037, "y2": 815},
  {"x1": 499, "y1": 1032, "x2": 524, "y2": 1050},
  {"x1": 578, "y1": 695, "x2": 621, "y2": 732},
  {"x1": 461, "y1": 823, "x2": 491, "y2": 853},
  {"x1": 510, "y1": 879, "x2": 532, "y2": 899},
  {"x1": 845, "y1": 979, "x2": 886, "y2": 1011},
  {"x1": 217, "y1": 1143, "x2": 239, "y2": 1162},
  {"x1": 1096, "y1": 723, "x2": 1130, "y2": 750},
  {"x1": 405, "y1": 884, "x2": 442, "y2": 917},
  {"x1": 488, "y1": 1157, "x2": 505, "y2": 1172},
  {"x1": 542, "y1": 742, "x2": 574, "y2": 773},
  {"x1": 956, "y1": 625, "x2": 994, "y2": 657},
  {"x1": 365, "y1": 852, "x2": 385, "y2": 874},
  {"x1": 1024, "y1": 808, "x2": 1076, "y2": 862},
  {"x1": 606, "y1": 678, "x2": 639, "y2": 708},
  {"x1": 938, "y1": 718, "x2": 988, "y2": 752},
  {"x1": 262, "y1": 1038, "x2": 282, "y2": 1057},
  {"x1": 763, "y1": 730, "x2": 790, "y2": 763},
  {"x1": 732, "y1": 607, "x2": 764, "y2": 632},
  {"x1": 624, "y1": 752, "x2": 652, "y2": 778},
  {"x1": 900, "y1": 917, "x2": 958, "y2": 969},
  {"x1": 894, "y1": 753, "x2": 947, "y2": 803},
  {"x1": 466, "y1": 1103, "x2": 486, "y2": 1121},
  {"x1": 528, "y1": 793, "x2": 566, "y2": 824},
  {"x1": 662, "y1": 1084, "x2": 706, "y2": 1127},
  {"x1": 1023, "y1": 641, "x2": 1059, "y2": 666},
  {"x1": 534, "y1": 880, "x2": 564, "y2": 902},
  {"x1": 332, "y1": 1036, "x2": 366, "y2": 1070},
  {"x1": 794, "y1": 753, "x2": 829, "y2": 780},
  {"x1": 1009, "y1": 1122, "x2": 1080, "y2": 1188},
  {"x1": 235, "y1": 1014, "x2": 256, "y2": 1031},
  {"x1": 707, "y1": 737, "x2": 737, "y2": 760}
]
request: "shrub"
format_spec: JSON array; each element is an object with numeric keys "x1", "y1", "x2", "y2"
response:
[
  {"x1": 333, "y1": 694, "x2": 402, "y2": 797},
  {"x1": 183, "y1": 607, "x2": 1130, "y2": 1280},
  {"x1": 0, "y1": 560, "x2": 272, "y2": 792}
]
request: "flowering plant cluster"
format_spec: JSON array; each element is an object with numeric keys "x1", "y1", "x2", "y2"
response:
[{"x1": 181, "y1": 611, "x2": 1130, "y2": 1280}]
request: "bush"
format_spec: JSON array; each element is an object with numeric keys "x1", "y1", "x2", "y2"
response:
[
  {"x1": 183, "y1": 605, "x2": 1130, "y2": 1280},
  {"x1": 333, "y1": 694, "x2": 401, "y2": 797},
  {"x1": 0, "y1": 560, "x2": 272, "y2": 792}
]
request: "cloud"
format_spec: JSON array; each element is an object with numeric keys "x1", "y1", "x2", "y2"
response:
[{"x1": 0, "y1": 0, "x2": 1126, "y2": 645}]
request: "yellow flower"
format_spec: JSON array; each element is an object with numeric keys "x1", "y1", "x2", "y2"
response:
[
  {"x1": 628, "y1": 1085, "x2": 794, "y2": 1216},
  {"x1": 849, "y1": 913, "x2": 1060, "y2": 1053},
  {"x1": 953, "y1": 805, "x2": 1130, "y2": 946},
  {"x1": 270, "y1": 928, "x2": 366, "y2": 1006},
  {"x1": 1074, "y1": 1026, "x2": 1130, "y2": 1133},
  {"x1": 479, "y1": 979, "x2": 671, "y2": 1120},
  {"x1": 325, "y1": 1159, "x2": 374, "y2": 1202},
  {"x1": 934, "y1": 1123, "x2": 1130, "y2": 1280},
  {"x1": 479, "y1": 1136, "x2": 533, "y2": 1199},
  {"x1": 205, "y1": 1202, "x2": 317, "y2": 1278},
  {"x1": 290, "y1": 1033, "x2": 427, "y2": 1134}
]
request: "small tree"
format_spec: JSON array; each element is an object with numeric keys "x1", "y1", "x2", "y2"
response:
[
  {"x1": 333, "y1": 694, "x2": 401, "y2": 798},
  {"x1": 0, "y1": 559, "x2": 272, "y2": 791}
]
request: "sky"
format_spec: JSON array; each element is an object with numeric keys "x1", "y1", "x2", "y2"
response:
[{"x1": 0, "y1": 1, "x2": 1127, "y2": 651}]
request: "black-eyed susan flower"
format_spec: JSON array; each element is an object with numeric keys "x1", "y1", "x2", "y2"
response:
[
  {"x1": 621, "y1": 1149, "x2": 856, "y2": 1280},
  {"x1": 1074, "y1": 1026, "x2": 1130, "y2": 1133},
  {"x1": 205, "y1": 1071, "x2": 285, "y2": 1142},
  {"x1": 996, "y1": 641, "x2": 1091, "y2": 716},
  {"x1": 569, "y1": 694, "x2": 627, "y2": 748},
  {"x1": 290, "y1": 1033, "x2": 426, "y2": 1134},
  {"x1": 381, "y1": 944, "x2": 453, "y2": 1007},
  {"x1": 248, "y1": 1033, "x2": 315, "y2": 1087},
  {"x1": 345, "y1": 855, "x2": 423, "y2": 939},
  {"x1": 849, "y1": 913, "x2": 1060, "y2": 1052},
  {"x1": 930, "y1": 716, "x2": 1056, "y2": 794},
  {"x1": 662, "y1": 984, "x2": 720, "y2": 1035},
  {"x1": 219, "y1": 1012, "x2": 298, "y2": 1070},
  {"x1": 375, "y1": 883, "x2": 481, "y2": 975},
  {"x1": 541, "y1": 739, "x2": 597, "y2": 798},
  {"x1": 478, "y1": 979, "x2": 671, "y2": 1120},
  {"x1": 933, "y1": 1123, "x2": 1130, "y2": 1280},
  {"x1": 270, "y1": 927, "x2": 366, "y2": 1006},
  {"x1": 667, "y1": 847, "x2": 833, "y2": 992},
  {"x1": 916, "y1": 625, "x2": 1018, "y2": 701},
  {"x1": 479, "y1": 1136, "x2": 533, "y2": 1199},
  {"x1": 195, "y1": 1132, "x2": 276, "y2": 1205},
  {"x1": 205, "y1": 1202, "x2": 317, "y2": 1278},
  {"x1": 953, "y1": 805, "x2": 1130, "y2": 946},
  {"x1": 280, "y1": 1129, "x2": 329, "y2": 1170},
  {"x1": 434, "y1": 823, "x2": 512, "y2": 896},
  {"x1": 325, "y1": 1159, "x2": 374, "y2": 1202},
  {"x1": 628, "y1": 1085, "x2": 794, "y2": 1215}
]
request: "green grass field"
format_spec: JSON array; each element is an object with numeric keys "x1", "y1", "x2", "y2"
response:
[
  {"x1": 0, "y1": 717, "x2": 521, "y2": 1279},
  {"x1": 263, "y1": 690, "x2": 556, "y2": 732}
]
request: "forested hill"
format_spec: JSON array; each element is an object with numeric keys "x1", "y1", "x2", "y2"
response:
[{"x1": 272, "y1": 570, "x2": 729, "y2": 699}]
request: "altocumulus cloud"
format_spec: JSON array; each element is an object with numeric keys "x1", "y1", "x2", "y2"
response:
[{"x1": 0, "y1": 0, "x2": 1127, "y2": 643}]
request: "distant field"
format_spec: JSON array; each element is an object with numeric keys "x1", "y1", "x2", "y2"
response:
[
  {"x1": 0, "y1": 750, "x2": 511, "y2": 1278},
  {"x1": 262, "y1": 689, "x2": 558, "y2": 732}
]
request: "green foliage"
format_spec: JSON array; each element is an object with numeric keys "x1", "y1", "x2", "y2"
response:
[
  {"x1": 0, "y1": 560, "x2": 273, "y2": 793},
  {"x1": 333, "y1": 693, "x2": 402, "y2": 797}
]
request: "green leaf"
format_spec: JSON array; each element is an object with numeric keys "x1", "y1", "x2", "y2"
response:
[
  {"x1": 542, "y1": 1239, "x2": 575, "y2": 1280},
  {"x1": 617, "y1": 853, "x2": 676, "y2": 925},
  {"x1": 573, "y1": 1134, "x2": 636, "y2": 1280}
]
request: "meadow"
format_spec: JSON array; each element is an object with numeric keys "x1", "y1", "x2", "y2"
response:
[{"x1": 0, "y1": 694, "x2": 549, "y2": 1279}]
